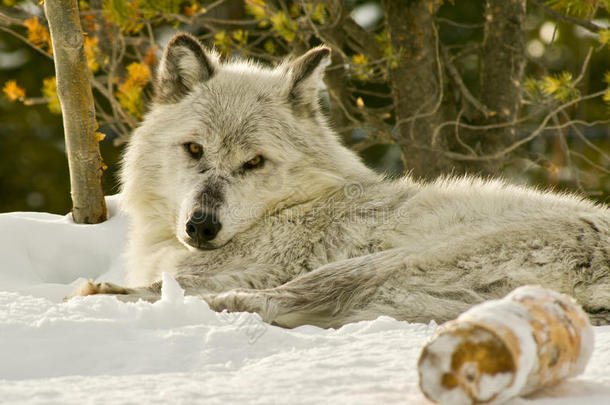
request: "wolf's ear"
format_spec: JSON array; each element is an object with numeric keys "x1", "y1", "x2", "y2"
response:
[
  {"x1": 285, "y1": 46, "x2": 331, "y2": 112},
  {"x1": 155, "y1": 33, "x2": 216, "y2": 104}
]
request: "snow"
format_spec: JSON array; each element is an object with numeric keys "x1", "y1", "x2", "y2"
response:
[{"x1": 0, "y1": 195, "x2": 609, "y2": 404}]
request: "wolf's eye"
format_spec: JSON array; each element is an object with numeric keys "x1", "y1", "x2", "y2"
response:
[
  {"x1": 243, "y1": 155, "x2": 264, "y2": 171},
  {"x1": 184, "y1": 142, "x2": 203, "y2": 159}
]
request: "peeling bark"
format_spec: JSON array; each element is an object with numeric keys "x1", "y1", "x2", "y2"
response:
[{"x1": 45, "y1": 0, "x2": 107, "y2": 224}]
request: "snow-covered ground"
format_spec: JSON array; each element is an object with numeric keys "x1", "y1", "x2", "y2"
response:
[{"x1": 0, "y1": 196, "x2": 609, "y2": 404}]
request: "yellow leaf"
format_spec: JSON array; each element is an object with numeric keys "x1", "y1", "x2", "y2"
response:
[
  {"x1": 245, "y1": 0, "x2": 266, "y2": 20},
  {"x1": 94, "y1": 132, "x2": 106, "y2": 142},
  {"x1": 102, "y1": 162, "x2": 108, "y2": 171},
  {"x1": 541, "y1": 76, "x2": 560, "y2": 95},
  {"x1": 270, "y1": 11, "x2": 297, "y2": 42},
  {"x1": 539, "y1": 72, "x2": 578, "y2": 102},
  {"x1": 183, "y1": 4, "x2": 199, "y2": 17},
  {"x1": 351, "y1": 54, "x2": 374, "y2": 81},
  {"x1": 84, "y1": 36, "x2": 100, "y2": 73},
  {"x1": 356, "y1": 97, "x2": 364, "y2": 109},
  {"x1": 311, "y1": 3, "x2": 327, "y2": 24},
  {"x1": 144, "y1": 47, "x2": 158, "y2": 67},
  {"x1": 2, "y1": 80, "x2": 26, "y2": 102},
  {"x1": 116, "y1": 84, "x2": 144, "y2": 118},
  {"x1": 116, "y1": 63, "x2": 150, "y2": 119},
  {"x1": 214, "y1": 30, "x2": 232, "y2": 55},
  {"x1": 264, "y1": 39, "x2": 276, "y2": 55},
  {"x1": 289, "y1": 4, "x2": 300, "y2": 19},
  {"x1": 352, "y1": 54, "x2": 368, "y2": 65},
  {"x1": 599, "y1": 29, "x2": 610, "y2": 46},
  {"x1": 42, "y1": 76, "x2": 61, "y2": 114},
  {"x1": 232, "y1": 29, "x2": 248, "y2": 47},
  {"x1": 23, "y1": 17, "x2": 52, "y2": 52},
  {"x1": 103, "y1": 0, "x2": 146, "y2": 34},
  {"x1": 126, "y1": 62, "x2": 151, "y2": 86}
]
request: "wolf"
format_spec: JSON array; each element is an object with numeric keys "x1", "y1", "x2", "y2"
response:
[{"x1": 69, "y1": 33, "x2": 610, "y2": 328}]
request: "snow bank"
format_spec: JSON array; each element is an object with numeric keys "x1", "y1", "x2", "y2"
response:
[
  {"x1": 0, "y1": 196, "x2": 609, "y2": 404},
  {"x1": 0, "y1": 195, "x2": 127, "y2": 300}
]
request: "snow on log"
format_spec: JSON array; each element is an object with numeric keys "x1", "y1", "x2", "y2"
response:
[{"x1": 418, "y1": 285, "x2": 594, "y2": 405}]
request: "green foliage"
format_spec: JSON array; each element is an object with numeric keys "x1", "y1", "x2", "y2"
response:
[
  {"x1": 244, "y1": 0, "x2": 269, "y2": 27},
  {"x1": 270, "y1": 11, "x2": 297, "y2": 43},
  {"x1": 525, "y1": 72, "x2": 580, "y2": 103},
  {"x1": 599, "y1": 29, "x2": 610, "y2": 46},
  {"x1": 2, "y1": 0, "x2": 610, "y2": 213},
  {"x1": 351, "y1": 54, "x2": 374, "y2": 82},
  {"x1": 102, "y1": 0, "x2": 184, "y2": 33},
  {"x1": 264, "y1": 39, "x2": 276, "y2": 55},
  {"x1": 42, "y1": 77, "x2": 61, "y2": 114},
  {"x1": 232, "y1": 29, "x2": 248, "y2": 48},
  {"x1": 375, "y1": 30, "x2": 400, "y2": 70},
  {"x1": 213, "y1": 30, "x2": 232, "y2": 55},
  {"x1": 545, "y1": 0, "x2": 599, "y2": 18},
  {"x1": 308, "y1": 2, "x2": 328, "y2": 24}
]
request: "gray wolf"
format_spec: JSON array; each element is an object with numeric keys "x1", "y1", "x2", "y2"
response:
[{"x1": 69, "y1": 33, "x2": 610, "y2": 328}]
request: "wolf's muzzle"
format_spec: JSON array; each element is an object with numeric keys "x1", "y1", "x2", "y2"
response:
[{"x1": 186, "y1": 210, "x2": 222, "y2": 243}]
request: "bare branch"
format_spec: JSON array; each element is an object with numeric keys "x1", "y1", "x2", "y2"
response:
[
  {"x1": 435, "y1": 17, "x2": 484, "y2": 29},
  {"x1": 0, "y1": 5, "x2": 36, "y2": 26},
  {"x1": 441, "y1": 45, "x2": 491, "y2": 117},
  {"x1": 442, "y1": 89, "x2": 607, "y2": 162},
  {"x1": 0, "y1": 25, "x2": 53, "y2": 60}
]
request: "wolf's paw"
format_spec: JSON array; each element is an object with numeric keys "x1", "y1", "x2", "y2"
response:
[
  {"x1": 206, "y1": 289, "x2": 271, "y2": 318},
  {"x1": 206, "y1": 289, "x2": 251, "y2": 313},
  {"x1": 63, "y1": 281, "x2": 130, "y2": 302}
]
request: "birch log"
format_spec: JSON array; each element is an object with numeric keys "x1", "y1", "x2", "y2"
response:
[
  {"x1": 418, "y1": 286, "x2": 594, "y2": 405},
  {"x1": 44, "y1": 0, "x2": 107, "y2": 223}
]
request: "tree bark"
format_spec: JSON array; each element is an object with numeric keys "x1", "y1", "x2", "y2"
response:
[
  {"x1": 473, "y1": 0, "x2": 527, "y2": 167},
  {"x1": 44, "y1": 0, "x2": 107, "y2": 223},
  {"x1": 381, "y1": 0, "x2": 453, "y2": 180}
]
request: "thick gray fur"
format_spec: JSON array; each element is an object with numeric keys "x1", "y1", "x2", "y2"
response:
[{"x1": 68, "y1": 33, "x2": 610, "y2": 328}]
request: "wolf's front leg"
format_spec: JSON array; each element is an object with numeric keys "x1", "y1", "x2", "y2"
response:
[
  {"x1": 206, "y1": 249, "x2": 412, "y2": 328},
  {"x1": 64, "y1": 280, "x2": 162, "y2": 302},
  {"x1": 206, "y1": 244, "x2": 526, "y2": 328}
]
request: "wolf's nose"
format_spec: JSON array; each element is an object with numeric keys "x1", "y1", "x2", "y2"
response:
[{"x1": 186, "y1": 211, "x2": 222, "y2": 242}]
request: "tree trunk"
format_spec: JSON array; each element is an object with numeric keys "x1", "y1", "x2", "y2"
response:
[
  {"x1": 44, "y1": 0, "x2": 107, "y2": 224},
  {"x1": 381, "y1": 0, "x2": 454, "y2": 180},
  {"x1": 472, "y1": 0, "x2": 527, "y2": 169}
]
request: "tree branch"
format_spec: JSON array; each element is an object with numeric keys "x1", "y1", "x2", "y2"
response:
[{"x1": 531, "y1": 0, "x2": 604, "y2": 33}]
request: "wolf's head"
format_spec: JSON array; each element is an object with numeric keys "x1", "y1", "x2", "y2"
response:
[{"x1": 122, "y1": 33, "x2": 375, "y2": 251}]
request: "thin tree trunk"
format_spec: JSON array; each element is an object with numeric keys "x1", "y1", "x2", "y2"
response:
[
  {"x1": 44, "y1": 0, "x2": 107, "y2": 223},
  {"x1": 381, "y1": 0, "x2": 453, "y2": 180}
]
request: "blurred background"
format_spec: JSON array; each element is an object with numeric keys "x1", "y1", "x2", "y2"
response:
[{"x1": 1, "y1": 0, "x2": 609, "y2": 215}]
